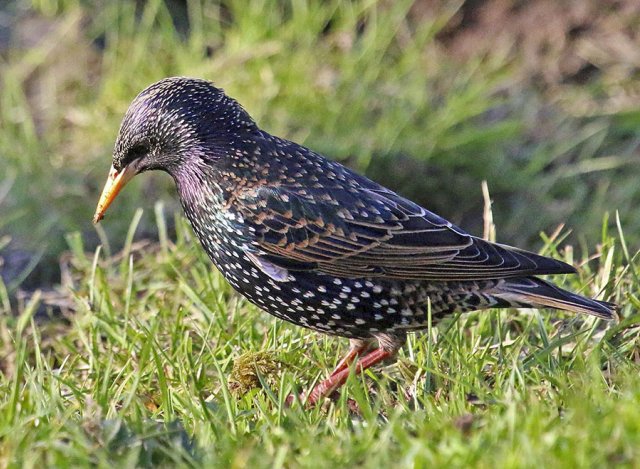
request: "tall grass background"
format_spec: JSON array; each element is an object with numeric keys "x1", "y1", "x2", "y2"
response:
[{"x1": 0, "y1": 1, "x2": 639, "y2": 467}]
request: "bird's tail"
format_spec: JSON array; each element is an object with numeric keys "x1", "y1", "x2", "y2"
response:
[{"x1": 492, "y1": 277, "x2": 617, "y2": 320}]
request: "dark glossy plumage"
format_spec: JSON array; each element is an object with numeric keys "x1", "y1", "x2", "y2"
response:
[{"x1": 104, "y1": 77, "x2": 616, "y2": 354}]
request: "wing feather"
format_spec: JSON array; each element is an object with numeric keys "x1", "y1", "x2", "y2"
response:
[{"x1": 231, "y1": 184, "x2": 575, "y2": 281}]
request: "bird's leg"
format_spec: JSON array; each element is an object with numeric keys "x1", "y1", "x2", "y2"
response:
[
  {"x1": 329, "y1": 338, "x2": 374, "y2": 377},
  {"x1": 305, "y1": 347, "x2": 393, "y2": 407},
  {"x1": 284, "y1": 334, "x2": 404, "y2": 407},
  {"x1": 284, "y1": 339, "x2": 372, "y2": 407},
  {"x1": 304, "y1": 334, "x2": 405, "y2": 406}
]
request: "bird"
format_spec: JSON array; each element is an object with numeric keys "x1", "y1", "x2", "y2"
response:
[{"x1": 93, "y1": 77, "x2": 617, "y2": 406}]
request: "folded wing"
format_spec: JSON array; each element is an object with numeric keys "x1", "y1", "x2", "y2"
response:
[{"x1": 232, "y1": 184, "x2": 576, "y2": 281}]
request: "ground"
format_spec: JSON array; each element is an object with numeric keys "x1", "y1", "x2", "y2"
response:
[{"x1": 0, "y1": 1, "x2": 639, "y2": 467}]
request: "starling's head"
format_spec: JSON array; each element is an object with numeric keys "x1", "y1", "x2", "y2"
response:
[{"x1": 93, "y1": 77, "x2": 257, "y2": 223}]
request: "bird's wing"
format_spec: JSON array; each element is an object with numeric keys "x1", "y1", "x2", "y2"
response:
[{"x1": 231, "y1": 184, "x2": 575, "y2": 281}]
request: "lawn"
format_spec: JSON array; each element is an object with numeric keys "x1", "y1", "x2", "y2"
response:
[{"x1": 1, "y1": 1, "x2": 639, "y2": 467}]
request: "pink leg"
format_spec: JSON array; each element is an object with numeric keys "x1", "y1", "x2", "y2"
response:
[
  {"x1": 285, "y1": 339, "x2": 372, "y2": 407},
  {"x1": 305, "y1": 347, "x2": 392, "y2": 406},
  {"x1": 328, "y1": 339, "x2": 372, "y2": 377}
]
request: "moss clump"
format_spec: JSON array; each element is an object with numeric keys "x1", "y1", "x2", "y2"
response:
[{"x1": 228, "y1": 351, "x2": 286, "y2": 397}]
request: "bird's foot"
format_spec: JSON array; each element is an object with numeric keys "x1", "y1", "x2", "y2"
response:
[{"x1": 285, "y1": 347, "x2": 392, "y2": 408}]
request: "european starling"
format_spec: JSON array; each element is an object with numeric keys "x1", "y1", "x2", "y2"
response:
[{"x1": 94, "y1": 77, "x2": 616, "y2": 405}]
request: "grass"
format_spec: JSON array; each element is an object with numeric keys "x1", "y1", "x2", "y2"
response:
[
  {"x1": 1, "y1": 208, "x2": 638, "y2": 467},
  {"x1": 1, "y1": 0, "x2": 639, "y2": 467},
  {"x1": 1, "y1": 0, "x2": 639, "y2": 281}
]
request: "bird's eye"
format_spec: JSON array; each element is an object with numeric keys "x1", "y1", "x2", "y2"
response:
[
  {"x1": 118, "y1": 143, "x2": 151, "y2": 171},
  {"x1": 127, "y1": 143, "x2": 149, "y2": 160}
]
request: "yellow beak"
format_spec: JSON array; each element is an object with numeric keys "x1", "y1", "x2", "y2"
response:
[{"x1": 93, "y1": 164, "x2": 136, "y2": 223}]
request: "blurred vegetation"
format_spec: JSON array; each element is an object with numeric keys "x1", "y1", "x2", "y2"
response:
[
  {"x1": 0, "y1": 0, "x2": 639, "y2": 291},
  {"x1": 0, "y1": 208, "x2": 637, "y2": 467},
  {"x1": 0, "y1": 2, "x2": 639, "y2": 467}
]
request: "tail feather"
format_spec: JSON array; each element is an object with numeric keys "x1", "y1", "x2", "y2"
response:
[{"x1": 493, "y1": 277, "x2": 617, "y2": 320}]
